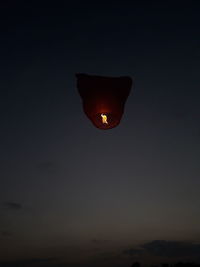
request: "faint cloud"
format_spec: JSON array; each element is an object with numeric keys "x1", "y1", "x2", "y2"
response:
[
  {"x1": 37, "y1": 161, "x2": 58, "y2": 174},
  {"x1": 123, "y1": 248, "x2": 144, "y2": 256},
  {"x1": 1, "y1": 230, "x2": 13, "y2": 238},
  {"x1": 92, "y1": 239, "x2": 110, "y2": 244},
  {"x1": 123, "y1": 240, "x2": 200, "y2": 259},
  {"x1": 2, "y1": 202, "x2": 22, "y2": 210},
  {"x1": 141, "y1": 240, "x2": 200, "y2": 258},
  {"x1": 0, "y1": 257, "x2": 57, "y2": 267},
  {"x1": 157, "y1": 99, "x2": 191, "y2": 121},
  {"x1": 172, "y1": 111, "x2": 188, "y2": 120}
]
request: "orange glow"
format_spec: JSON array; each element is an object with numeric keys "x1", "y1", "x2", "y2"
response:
[
  {"x1": 76, "y1": 73, "x2": 133, "y2": 129},
  {"x1": 101, "y1": 114, "x2": 108, "y2": 124}
]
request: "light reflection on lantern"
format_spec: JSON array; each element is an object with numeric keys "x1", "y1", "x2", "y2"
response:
[{"x1": 76, "y1": 73, "x2": 133, "y2": 130}]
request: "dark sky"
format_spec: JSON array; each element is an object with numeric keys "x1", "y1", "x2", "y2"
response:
[{"x1": 0, "y1": 1, "x2": 200, "y2": 266}]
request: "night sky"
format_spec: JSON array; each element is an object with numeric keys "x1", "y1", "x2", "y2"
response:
[{"x1": 0, "y1": 1, "x2": 200, "y2": 266}]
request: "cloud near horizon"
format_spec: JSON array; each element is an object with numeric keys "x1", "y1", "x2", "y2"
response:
[
  {"x1": 123, "y1": 240, "x2": 200, "y2": 260},
  {"x1": 2, "y1": 202, "x2": 22, "y2": 211},
  {"x1": 0, "y1": 257, "x2": 57, "y2": 267}
]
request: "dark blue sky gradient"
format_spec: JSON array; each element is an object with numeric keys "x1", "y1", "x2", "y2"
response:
[{"x1": 0, "y1": 1, "x2": 200, "y2": 266}]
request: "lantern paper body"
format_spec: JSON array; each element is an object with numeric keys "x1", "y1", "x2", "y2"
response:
[{"x1": 76, "y1": 73, "x2": 132, "y2": 130}]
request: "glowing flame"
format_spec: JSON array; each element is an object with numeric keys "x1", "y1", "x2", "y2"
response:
[{"x1": 101, "y1": 114, "x2": 108, "y2": 124}]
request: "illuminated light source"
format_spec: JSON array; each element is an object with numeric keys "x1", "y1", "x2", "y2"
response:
[
  {"x1": 101, "y1": 114, "x2": 108, "y2": 124},
  {"x1": 76, "y1": 73, "x2": 133, "y2": 130}
]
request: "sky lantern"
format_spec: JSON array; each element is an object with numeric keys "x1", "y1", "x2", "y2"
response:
[{"x1": 76, "y1": 73, "x2": 133, "y2": 130}]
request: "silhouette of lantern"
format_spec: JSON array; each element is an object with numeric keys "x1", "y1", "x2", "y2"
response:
[{"x1": 76, "y1": 73, "x2": 132, "y2": 130}]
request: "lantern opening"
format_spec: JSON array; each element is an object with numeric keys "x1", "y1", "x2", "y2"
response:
[{"x1": 101, "y1": 114, "x2": 108, "y2": 124}]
